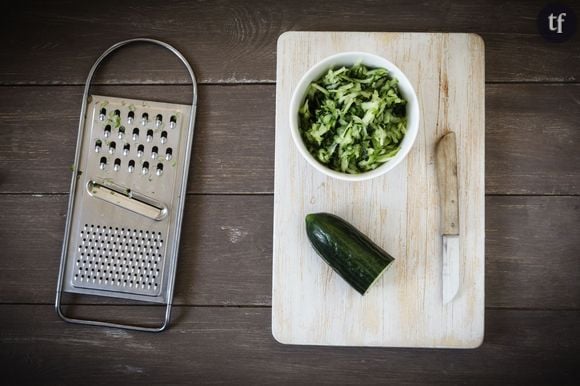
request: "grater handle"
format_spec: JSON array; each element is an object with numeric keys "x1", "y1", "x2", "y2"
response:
[
  {"x1": 81, "y1": 38, "x2": 198, "y2": 110},
  {"x1": 56, "y1": 38, "x2": 198, "y2": 332},
  {"x1": 56, "y1": 303, "x2": 173, "y2": 333}
]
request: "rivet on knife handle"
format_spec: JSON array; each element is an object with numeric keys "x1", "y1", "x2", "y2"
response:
[{"x1": 436, "y1": 132, "x2": 460, "y2": 304}]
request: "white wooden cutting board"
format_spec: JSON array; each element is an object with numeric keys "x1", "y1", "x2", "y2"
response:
[{"x1": 272, "y1": 32, "x2": 485, "y2": 348}]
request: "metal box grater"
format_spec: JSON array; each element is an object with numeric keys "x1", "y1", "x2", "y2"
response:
[{"x1": 56, "y1": 39, "x2": 197, "y2": 332}]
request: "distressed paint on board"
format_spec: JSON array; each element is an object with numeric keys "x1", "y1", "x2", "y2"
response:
[{"x1": 272, "y1": 32, "x2": 485, "y2": 348}]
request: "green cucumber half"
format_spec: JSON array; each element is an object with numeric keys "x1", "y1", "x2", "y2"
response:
[{"x1": 305, "y1": 213, "x2": 395, "y2": 295}]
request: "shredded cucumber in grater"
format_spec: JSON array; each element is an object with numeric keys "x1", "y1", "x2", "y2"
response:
[{"x1": 298, "y1": 62, "x2": 408, "y2": 174}]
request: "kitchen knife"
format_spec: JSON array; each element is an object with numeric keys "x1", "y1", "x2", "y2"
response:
[{"x1": 436, "y1": 132, "x2": 460, "y2": 304}]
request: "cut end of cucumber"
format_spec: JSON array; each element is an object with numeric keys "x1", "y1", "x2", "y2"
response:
[
  {"x1": 305, "y1": 212, "x2": 397, "y2": 296},
  {"x1": 361, "y1": 259, "x2": 395, "y2": 295}
]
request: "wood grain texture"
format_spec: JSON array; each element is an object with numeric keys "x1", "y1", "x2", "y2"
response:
[
  {"x1": 1, "y1": 305, "x2": 579, "y2": 385},
  {"x1": 436, "y1": 132, "x2": 459, "y2": 235},
  {"x1": 2, "y1": 84, "x2": 579, "y2": 195},
  {"x1": 486, "y1": 196, "x2": 580, "y2": 309},
  {"x1": 0, "y1": 194, "x2": 272, "y2": 306},
  {"x1": 485, "y1": 83, "x2": 580, "y2": 195},
  {"x1": 1, "y1": 0, "x2": 579, "y2": 85},
  {"x1": 0, "y1": 1, "x2": 578, "y2": 381},
  {"x1": 273, "y1": 32, "x2": 485, "y2": 347},
  {"x1": 1, "y1": 195, "x2": 578, "y2": 309},
  {"x1": 0, "y1": 85, "x2": 275, "y2": 194}
]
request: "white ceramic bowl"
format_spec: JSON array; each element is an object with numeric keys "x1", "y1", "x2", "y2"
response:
[{"x1": 289, "y1": 52, "x2": 420, "y2": 181}]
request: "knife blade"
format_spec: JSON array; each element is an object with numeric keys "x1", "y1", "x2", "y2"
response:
[{"x1": 436, "y1": 132, "x2": 460, "y2": 304}]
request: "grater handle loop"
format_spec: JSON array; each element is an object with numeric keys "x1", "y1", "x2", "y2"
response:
[{"x1": 81, "y1": 38, "x2": 198, "y2": 109}]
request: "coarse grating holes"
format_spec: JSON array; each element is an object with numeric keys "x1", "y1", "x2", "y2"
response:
[
  {"x1": 99, "y1": 156, "x2": 107, "y2": 170},
  {"x1": 73, "y1": 224, "x2": 163, "y2": 295},
  {"x1": 95, "y1": 107, "x2": 177, "y2": 176},
  {"x1": 108, "y1": 141, "x2": 116, "y2": 154}
]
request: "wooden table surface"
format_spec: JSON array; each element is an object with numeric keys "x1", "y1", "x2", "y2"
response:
[{"x1": 1, "y1": 1, "x2": 579, "y2": 384}]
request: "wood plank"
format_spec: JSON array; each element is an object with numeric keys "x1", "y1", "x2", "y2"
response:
[
  {"x1": 1, "y1": 0, "x2": 578, "y2": 84},
  {"x1": 0, "y1": 195, "x2": 578, "y2": 309},
  {"x1": 0, "y1": 194, "x2": 273, "y2": 306},
  {"x1": 0, "y1": 85, "x2": 275, "y2": 194},
  {"x1": 1, "y1": 305, "x2": 578, "y2": 384},
  {"x1": 1, "y1": 84, "x2": 579, "y2": 195},
  {"x1": 486, "y1": 196, "x2": 580, "y2": 309},
  {"x1": 486, "y1": 84, "x2": 580, "y2": 194}
]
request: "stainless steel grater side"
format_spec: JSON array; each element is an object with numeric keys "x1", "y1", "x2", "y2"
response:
[{"x1": 55, "y1": 38, "x2": 197, "y2": 332}]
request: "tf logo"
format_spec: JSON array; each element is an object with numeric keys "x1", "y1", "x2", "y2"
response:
[
  {"x1": 549, "y1": 12, "x2": 567, "y2": 33},
  {"x1": 538, "y1": 4, "x2": 577, "y2": 42}
]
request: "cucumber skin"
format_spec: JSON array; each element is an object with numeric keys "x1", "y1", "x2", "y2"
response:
[{"x1": 305, "y1": 213, "x2": 395, "y2": 295}]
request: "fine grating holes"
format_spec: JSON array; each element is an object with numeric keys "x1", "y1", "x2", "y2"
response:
[{"x1": 73, "y1": 225, "x2": 164, "y2": 295}]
